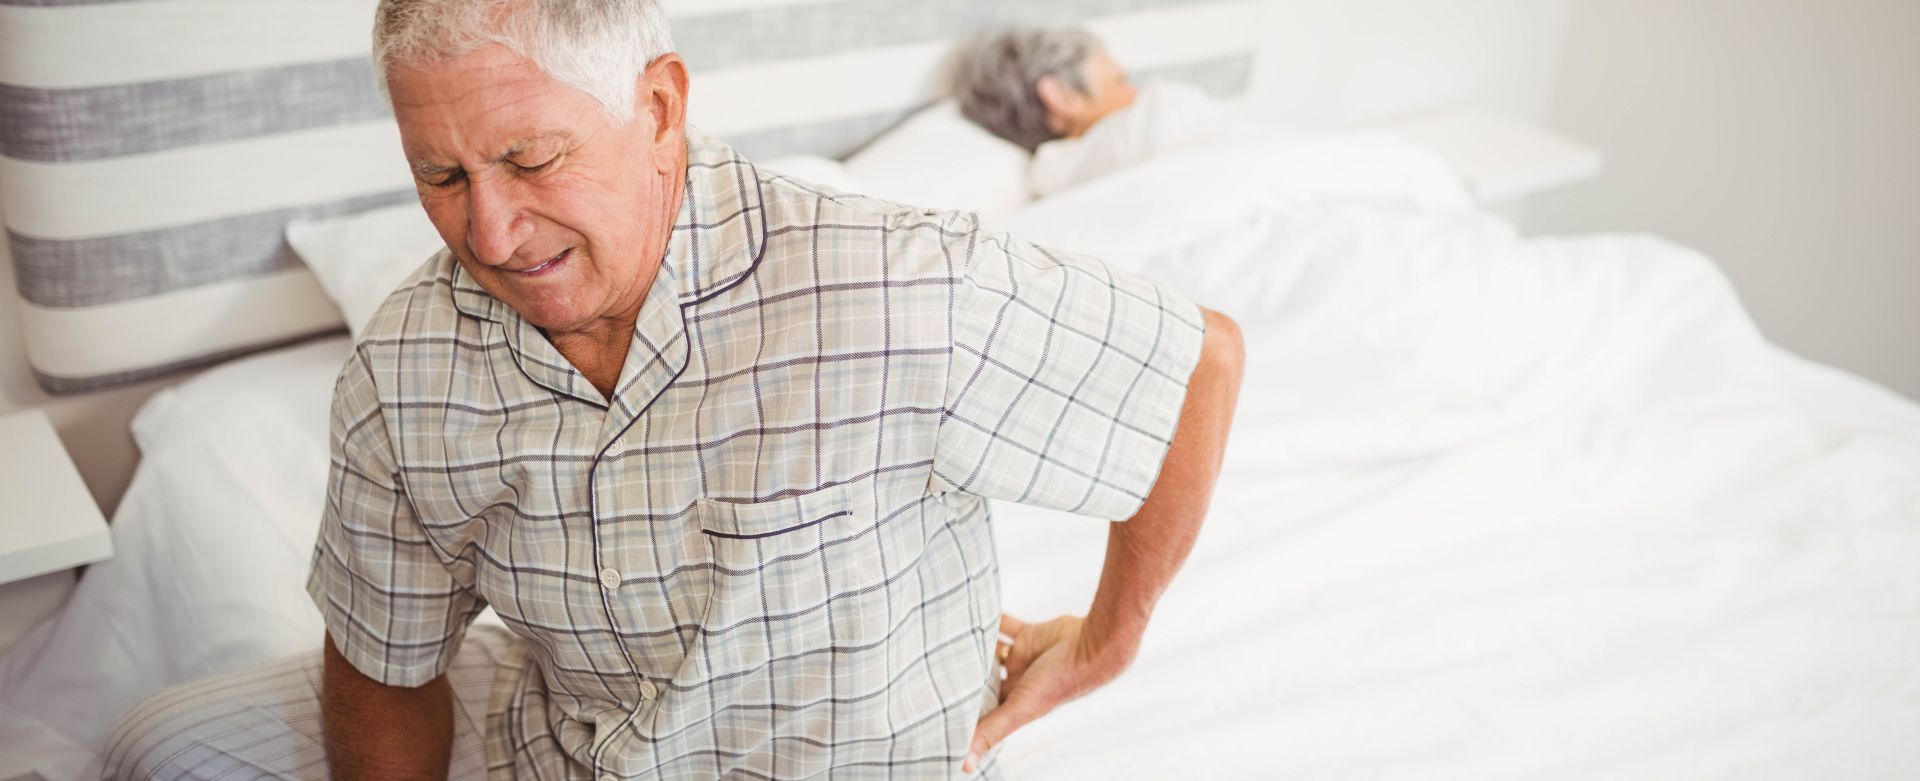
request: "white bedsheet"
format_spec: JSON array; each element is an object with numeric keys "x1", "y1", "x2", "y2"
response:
[
  {"x1": 4, "y1": 186, "x2": 1918, "y2": 778},
  {"x1": 0, "y1": 337, "x2": 348, "y2": 779}
]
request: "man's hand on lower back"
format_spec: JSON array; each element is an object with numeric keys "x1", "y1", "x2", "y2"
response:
[
  {"x1": 963, "y1": 308, "x2": 1243, "y2": 774},
  {"x1": 963, "y1": 612, "x2": 1134, "y2": 774}
]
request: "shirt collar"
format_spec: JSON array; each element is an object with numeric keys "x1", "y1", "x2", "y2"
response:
[{"x1": 449, "y1": 125, "x2": 768, "y2": 323}]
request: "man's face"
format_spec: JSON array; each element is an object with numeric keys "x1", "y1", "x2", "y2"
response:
[{"x1": 388, "y1": 44, "x2": 687, "y2": 338}]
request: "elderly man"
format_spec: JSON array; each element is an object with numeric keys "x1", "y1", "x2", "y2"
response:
[{"x1": 106, "y1": 1, "x2": 1241, "y2": 778}]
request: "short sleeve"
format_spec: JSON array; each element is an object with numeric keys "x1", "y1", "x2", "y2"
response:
[
  {"x1": 305, "y1": 350, "x2": 484, "y2": 687},
  {"x1": 932, "y1": 227, "x2": 1206, "y2": 519}
]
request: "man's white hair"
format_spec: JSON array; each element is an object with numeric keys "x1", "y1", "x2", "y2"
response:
[{"x1": 373, "y1": 0, "x2": 675, "y2": 122}]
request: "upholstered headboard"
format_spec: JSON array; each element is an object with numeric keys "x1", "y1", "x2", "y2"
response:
[{"x1": 0, "y1": 0, "x2": 1262, "y2": 394}]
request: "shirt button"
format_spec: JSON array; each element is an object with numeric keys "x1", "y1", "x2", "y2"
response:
[
  {"x1": 599, "y1": 567, "x2": 621, "y2": 591},
  {"x1": 639, "y1": 678, "x2": 660, "y2": 700}
]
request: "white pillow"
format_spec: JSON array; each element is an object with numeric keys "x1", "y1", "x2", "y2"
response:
[
  {"x1": 132, "y1": 336, "x2": 348, "y2": 455},
  {"x1": 286, "y1": 202, "x2": 446, "y2": 340},
  {"x1": 1027, "y1": 78, "x2": 1261, "y2": 197},
  {"x1": 756, "y1": 154, "x2": 865, "y2": 194},
  {"x1": 842, "y1": 100, "x2": 1033, "y2": 217},
  {"x1": 986, "y1": 131, "x2": 1475, "y2": 270}
]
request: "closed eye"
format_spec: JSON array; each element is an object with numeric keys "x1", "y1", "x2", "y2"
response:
[
  {"x1": 512, "y1": 154, "x2": 560, "y2": 175},
  {"x1": 416, "y1": 166, "x2": 466, "y2": 189}
]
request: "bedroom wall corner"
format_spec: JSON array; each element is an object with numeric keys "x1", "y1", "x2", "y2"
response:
[
  {"x1": 0, "y1": 175, "x2": 192, "y2": 518},
  {"x1": 1523, "y1": 0, "x2": 1920, "y2": 403}
]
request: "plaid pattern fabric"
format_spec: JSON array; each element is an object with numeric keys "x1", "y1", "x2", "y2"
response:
[
  {"x1": 104, "y1": 625, "x2": 527, "y2": 779},
  {"x1": 305, "y1": 127, "x2": 1205, "y2": 779}
]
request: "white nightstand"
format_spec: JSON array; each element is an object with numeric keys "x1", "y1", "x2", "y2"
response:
[
  {"x1": 0, "y1": 409, "x2": 113, "y2": 653},
  {"x1": 1386, "y1": 109, "x2": 1604, "y2": 207}
]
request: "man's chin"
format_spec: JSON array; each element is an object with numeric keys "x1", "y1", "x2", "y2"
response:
[
  {"x1": 524, "y1": 313, "x2": 591, "y2": 338},
  {"x1": 505, "y1": 297, "x2": 589, "y2": 337}
]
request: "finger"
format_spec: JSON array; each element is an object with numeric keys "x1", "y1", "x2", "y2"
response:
[
  {"x1": 1000, "y1": 624, "x2": 1054, "y2": 684},
  {"x1": 966, "y1": 682, "x2": 1049, "y2": 774},
  {"x1": 1000, "y1": 640, "x2": 1037, "y2": 685},
  {"x1": 1000, "y1": 666, "x2": 1025, "y2": 700},
  {"x1": 997, "y1": 612, "x2": 1029, "y2": 640}
]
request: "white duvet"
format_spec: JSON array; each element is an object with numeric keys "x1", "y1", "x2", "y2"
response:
[
  {"x1": 3, "y1": 136, "x2": 1918, "y2": 779},
  {"x1": 984, "y1": 144, "x2": 1920, "y2": 778}
]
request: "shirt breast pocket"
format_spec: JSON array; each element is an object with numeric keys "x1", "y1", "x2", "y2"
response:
[
  {"x1": 691, "y1": 483, "x2": 887, "y2": 683},
  {"x1": 697, "y1": 483, "x2": 862, "y2": 545}
]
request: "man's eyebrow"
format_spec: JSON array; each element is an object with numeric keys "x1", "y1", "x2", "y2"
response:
[
  {"x1": 410, "y1": 158, "x2": 457, "y2": 177},
  {"x1": 495, "y1": 134, "x2": 568, "y2": 164},
  {"x1": 410, "y1": 133, "x2": 569, "y2": 176},
  {"x1": 499, "y1": 133, "x2": 568, "y2": 161}
]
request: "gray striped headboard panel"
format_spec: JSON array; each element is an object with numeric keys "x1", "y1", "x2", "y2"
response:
[{"x1": 0, "y1": 0, "x2": 1262, "y2": 393}]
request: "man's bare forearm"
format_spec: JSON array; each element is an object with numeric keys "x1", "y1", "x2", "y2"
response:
[
  {"x1": 1080, "y1": 307, "x2": 1244, "y2": 667},
  {"x1": 321, "y1": 634, "x2": 455, "y2": 780}
]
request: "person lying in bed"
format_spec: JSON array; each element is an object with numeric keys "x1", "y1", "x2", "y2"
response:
[
  {"x1": 104, "y1": 1, "x2": 1243, "y2": 779},
  {"x1": 953, "y1": 27, "x2": 1261, "y2": 198}
]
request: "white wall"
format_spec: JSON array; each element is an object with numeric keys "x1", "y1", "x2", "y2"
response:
[
  {"x1": 1247, "y1": 0, "x2": 1571, "y2": 126},
  {"x1": 1524, "y1": 0, "x2": 1920, "y2": 401}
]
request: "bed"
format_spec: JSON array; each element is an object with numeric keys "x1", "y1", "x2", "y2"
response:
[{"x1": 4, "y1": 0, "x2": 1920, "y2": 779}]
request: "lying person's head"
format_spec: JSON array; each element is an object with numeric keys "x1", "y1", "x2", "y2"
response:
[{"x1": 952, "y1": 28, "x2": 1139, "y2": 152}]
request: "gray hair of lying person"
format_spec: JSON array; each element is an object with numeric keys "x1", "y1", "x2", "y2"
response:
[
  {"x1": 951, "y1": 27, "x2": 1101, "y2": 152},
  {"x1": 372, "y1": 0, "x2": 675, "y2": 122}
]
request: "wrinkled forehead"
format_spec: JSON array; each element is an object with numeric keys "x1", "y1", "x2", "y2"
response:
[
  {"x1": 387, "y1": 44, "x2": 608, "y2": 159},
  {"x1": 385, "y1": 42, "x2": 571, "y2": 116}
]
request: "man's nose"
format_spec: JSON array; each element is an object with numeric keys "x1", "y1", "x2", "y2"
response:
[{"x1": 465, "y1": 176, "x2": 531, "y2": 267}]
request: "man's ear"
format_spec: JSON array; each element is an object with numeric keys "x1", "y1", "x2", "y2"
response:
[
  {"x1": 1035, "y1": 74, "x2": 1075, "y2": 134},
  {"x1": 638, "y1": 52, "x2": 690, "y2": 174}
]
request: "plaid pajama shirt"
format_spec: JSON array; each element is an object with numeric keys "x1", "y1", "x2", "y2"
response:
[{"x1": 301, "y1": 127, "x2": 1205, "y2": 779}]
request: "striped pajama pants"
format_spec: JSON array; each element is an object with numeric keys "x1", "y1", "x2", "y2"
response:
[
  {"x1": 102, "y1": 625, "x2": 1010, "y2": 779},
  {"x1": 102, "y1": 625, "x2": 529, "y2": 780}
]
